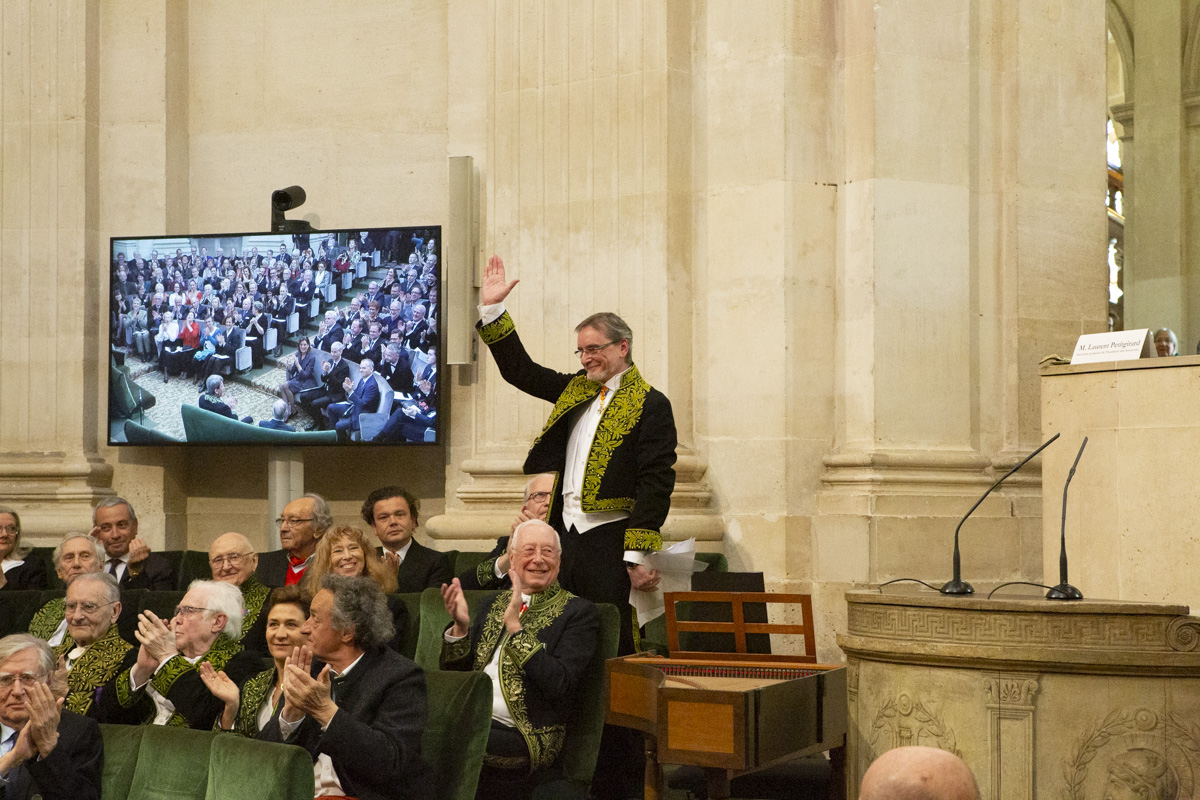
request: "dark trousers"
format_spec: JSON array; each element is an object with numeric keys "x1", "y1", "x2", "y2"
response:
[
  {"x1": 558, "y1": 519, "x2": 644, "y2": 799},
  {"x1": 476, "y1": 720, "x2": 538, "y2": 800}
]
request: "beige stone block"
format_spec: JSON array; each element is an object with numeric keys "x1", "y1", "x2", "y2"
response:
[
  {"x1": 593, "y1": 0, "x2": 618, "y2": 77},
  {"x1": 875, "y1": 53, "x2": 969, "y2": 185},
  {"x1": 784, "y1": 514, "x2": 814, "y2": 582},
  {"x1": 784, "y1": 437, "x2": 833, "y2": 516},
  {"x1": 875, "y1": 0, "x2": 968, "y2": 62},
  {"x1": 642, "y1": 72, "x2": 668, "y2": 191},
  {"x1": 842, "y1": 54, "x2": 876, "y2": 182},
  {"x1": 544, "y1": 0, "x2": 568, "y2": 86},
  {"x1": 841, "y1": 0, "x2": 875, "y2": 59},
  {"x1": 1040, "y1": 371, "x2": 1119, "y2": 433},
  {"x1": 701, "y1": 438, "x2": 788, "y2": 516},
  {"x1": 789, "y1": 0, "x2": 836, "y2": 58},
  {"x1": 99, "y1": 0, "x2": 166, "y2": 124},
  {"x1": 785, "y1": 57, "x2": 836, "y2": 185},
  {"x1": 1118, "y1": 366, "x2": 1200, "y2": 429},
  {"x1": 592, "y1": 75, "x2": 619, "y2": 197},
  {"x1": 814, "y1": 514, "x2": 870, "y2": 583},
  {"x1": 616, "y1": 72, "x2": 644, "y2": 190},
  {"x1": 99, "y1": 124, "x2": 167, "y2": 230},
  {"x1": 871, "y1": 493, "x2": 1008, "y2": 519},
  {"x1": 704, "y1": 0, "x2": 787, "y2": 63},
  {"x1": 722, "y1": 514, "x2": 788, "y2": 581},
  {"x1": 705, "y1": 60, "x2": 785, "y2": 189},
  {"x1": 543, "y1": 86, "x2": 567, "y2": 206},
  {"x1": 875, "y1": 515, "x2": 1024, "y2": 584},
  {"x1": 567, "y1": 0, "x2": 593, "y2": 83},
  {"x1": 616, "y1": 0, "x2": 643, "y2": 74},
  {"x1": 1017, "y1": 317, "x2": 1086, "y2": 440}
]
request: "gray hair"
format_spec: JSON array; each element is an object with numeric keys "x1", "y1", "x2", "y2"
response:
[
  {"x1": 322, "y1": 574, "x2": 393, "y2": 649},
  {"x1": 523, "y1": 474, "x2": 555, "y2": 502},
  {"x1": 52, "y1": 532, "x2": 105, "y2": 569},
  {"x1": 272, "y1": 399, "x2": 289, "y2": 421},
  {"x1": 304, "y1": 493, "x2": 333, "y2": 534},
  {"x1": 575, "y1": 312, "x2": 634, "y2": 363},
  {"x1": 69, "y1": 572, "x2": 120, "y2": 604},
  {"x1": 187, "y1": 580, "x2": 245, "y2": 640},
  {"x1": 0, "y1": 505, "x2": 29, "y2": 558},
  {"x1": 510, "y1": 519, "x2": 561, "y2": 553},
  {"x1": 0, "y1": 635, "x2": 54, "y2": 679},
  {"x1": 206, "y1": 374, "x2": 223, "y2": 394},
  {"x1": 94, "y1": 496, "x2": 137, "y2": 525}
]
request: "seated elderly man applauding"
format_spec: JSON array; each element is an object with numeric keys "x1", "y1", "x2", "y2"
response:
[
  {"x1": 260, "y1": 575, "x2": 433, "y2": 800},
  {"x1": 208, "y1": 532, "x2": 270, "y2": 657},
  {"x1": 441, "y1": 520, "x2": 599, "y2": 799},
  {"x1": 0, "y1": 634, "x2": 103, "y2": 800},
  {"x1": 99, "y1": 579, "x2": 261, "y2": 729}
]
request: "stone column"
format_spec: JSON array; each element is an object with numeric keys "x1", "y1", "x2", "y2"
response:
[
  {"x1": 431, "y1": 0, "x2": 719, "y2": 546},
  {"x1": 811, "y1": 0, "x2": 1107, "y2": 656},
  {"x1": 0, "y1": 0, "x2": 114, "y2": 544}
]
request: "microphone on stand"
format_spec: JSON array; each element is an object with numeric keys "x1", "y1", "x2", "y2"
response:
[
  {"x1": 1046, "y1": 437, "x2": 1086, "y2": 600},
  {"x1": 939, "y1": 433, "x2": 1061, "y2": 595}
]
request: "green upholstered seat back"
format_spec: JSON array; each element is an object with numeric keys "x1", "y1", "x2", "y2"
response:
[
  {"x1": 394, "y1": 592, "x2": 424, "y2": 660},
  {"x1": 123, "y1": 419, "x2": 181, "y2": 444},
  {"x1": 204, "y1": 733, "x2": 315, "y2": 800},
  {"x1": 180, "y1": 403, "x2": 338, "y2": 443},
  {"x1": 126, "y1": 725, "x2": 215, "y2": 800},
  {"x1": 413, "y1": 587, "x2": 501, "y2": 671},
  {"x1": 0, "y1": 590, "x2": 54, "y2": 638},
  {"x1": 421, "y1": 669, "x2": 493, "y2": 800},
  {"x1": 99, "y1": 724, "x2": 144, "y2": 800},
  {"x1": 176, "y1": 550, "x2": 213, "y2": 588},
  {"x1": 554, "y1": 602, "x2": 620, "y2": 786}
]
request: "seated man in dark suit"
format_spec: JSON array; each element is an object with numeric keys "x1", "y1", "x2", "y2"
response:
[
  {"x1": 199, "y1": 375, "x2": 253, "y2": 424},
  {"x1": 458, "y1": 473, "x2": 555, "y2": 591},
  {"x1": 303, "y1": 342, "x2": 351, "y2": 431},
  {"x1": 258, "y1": 400, "x2": 296, "y2": 432},
  {"x1": 0, "y1": 634, "x2": 103, "y2": 800},
  {"x1": 441, "y1": 521, "x2": 599, "y2": 799},
  {"x1": 361, "y1": 486, "x2": 452, "y2": 593},
  {"x1": 100, "y1": 579, "x2": 261, "y2": 729},
  {"x1": 56, "y1": 573, "x2": 136, "y2": 720},
  {"x1": 28, "y1": 533, "x2": 106, "y2": 646},
  {"x1": 256, "y1": 493, "x2": 332, "y2": 587},
  {"x1": 326, "y1": 358, "x2": 381, "y2": 441},
  {"x1": 375, "y1": 397, "x2": 437, "y2": 444},
  {"x1": 377, "y1": 342, "x2": 415, "y2": 395},
  {"x1": 90, "y1": 497, "x2": 176, "y2": 591},
  {"x1": 208, "y1": 532, "x2": 270, "y2": 657},
  {"x1": 260, "y1": 575, "x2": 433, "y2": 800}
]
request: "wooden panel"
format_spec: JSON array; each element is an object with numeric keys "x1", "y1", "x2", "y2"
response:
[
  {"x1": 666, "y1": 700, "x2": 734, "y2": 754},
  {"x1": 659, "y1": 688, "x2": 748, "y2": 770}
]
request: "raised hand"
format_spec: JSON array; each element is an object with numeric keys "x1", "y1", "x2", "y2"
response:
[
  {"x1": 24, "y1": 681, "x2": 62, "y2": 757},
  {"x1": 127, "y1": 537, "x2": 151, "y2": 565},
  {"x1": 480, "y1": 255, "x2": 519, "y2": 306},
  {"x1": 503, "y1": 568, "x2": 525, "y2": 633},
  {"x1": 199, "y1": 662, "x2": 240, "y2": 730},
  {"x1": 440, "y1": 578, "x2": 470, "y2": 637}
]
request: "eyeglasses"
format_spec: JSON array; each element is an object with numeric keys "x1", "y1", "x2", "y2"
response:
[
  {"x1": 574, "y1": 341, "x2": 619, "y2": 358},
  {"x1": 173, "y1": 605, "x2": 214, "y2": 618},
  {"x1": 0, "y1": 525, "x2": 17, "y2": 536},
  {"x1": 209, "y1": 553, "x2": 251, "y2": 568},
  {"x1": 275, "y1": 517, "x2": 314, "y2": 527},
  {"x1": 65, "y1": 600, "x2": 117, "y2": 615},
  {"x1": 527, "y1": 491, "x2": 552, "y2": 503},
  {"x1": 0, "y1": 672, "x2": 45, "y2": 690}
]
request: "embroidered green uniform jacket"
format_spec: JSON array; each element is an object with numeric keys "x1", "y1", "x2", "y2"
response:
[
  {"x1": 440, "y1": 582, "x2": 599, "y2": 773},
  {"x1": 54, "y1": 624, "x2": 136, "y2": 719},
  {"x1": 477, "y1": 311, "x2": 677, "y2": 551}
]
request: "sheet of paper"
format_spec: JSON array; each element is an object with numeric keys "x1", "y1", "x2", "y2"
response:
[{"x1": 629, "y1": 538, "x2": 706, "y2": 626}]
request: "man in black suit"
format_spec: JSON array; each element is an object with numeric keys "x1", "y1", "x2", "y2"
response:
[
  {"x1": 378, "y1": 343, "x2": 415, "y2": 395},
  {"x1": 327, "y1": 359, "x2": 382, "y2": 441},
  {"x1": 256, "y1": 493, "x2": 332, "y2": 588},
  {"x1": 303, "y1": 341, "x2": 351, "y2": 431},
  {"x1": 441, "y1": 521, "x2": 599, "y2": 798},
  {"x1": 258, "y1": 400, "x2": 296, "y2": 432},
  {"x1": 260, "y1": 575, "x2": 432, "y2": 800},
  {"x1": 90, "y1": 497, "x2": 176, "y2": 591},
  {"x1": 0, "y1": 634, "x2": 103, "y2": 800},
  {"x1": 361, "y1": 487, "x2": 452, "y2": 593}
]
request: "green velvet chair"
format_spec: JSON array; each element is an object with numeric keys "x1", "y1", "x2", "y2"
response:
[
  {"x1": 177, "y1": 549, "x2": 214, "y2": 588},
  {"x1": 531, "y1": 602, "x2": 620, "y2": 800},
  {"x1": 110, "y1": 362, "x2": 157, "y2": 421},
  {"x1": 125, "y1": 725, "x2": 215, "y2": 799},
  {"x1": 99, "y1": 724, "x2": 144, "y2": 800},
  {"x1": 454, "y1": 550, "x2": 493, "y2": 580},
  {"x1": 422, "y1": 669, "x2": 493, "y2": 800},
  {"x1": 26, "y1": 546, "x2": 60, "y2": 589},
  {"x1": 123, "y1": 418, "x2": 182, "y2": 444},
  {"x1": 413, "y1": 587, "x2": 501, "y2": 671},
  {"x1": 0, "y1": 590, "x2": 52, "y2": 638},
  {"x1": 204, "y1": 731, "x2": 315, "y2": 800},
  {"x1": 138, "y1": 589, "x2": 186, "y2": 622},
  {"x1": 180, "y1": 403, "x2": 338, "y2": 444},
  {"x1": 393, "y1": 592, "x2": 424, "y2": 660}
]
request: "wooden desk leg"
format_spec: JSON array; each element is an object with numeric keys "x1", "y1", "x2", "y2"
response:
[
  {"x1": 829, "y1": 745, "x2": 847, "y2": 800},
  {"x1": 644, "y1": 734, "x2": 664, "y2": 800},
  {"x1": 705, "y1": 768, "x2": 731, "y2": 800}
]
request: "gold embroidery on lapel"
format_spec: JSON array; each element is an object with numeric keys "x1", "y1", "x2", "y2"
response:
[
  {"x1": 240, "y1": 577, "x2": 270, "y2": 638},
  {"x1": 28, "y1": 598, "x2": 65, "y2": 640},
  {"x1": 58, "y1": 625, "x2": 133, "y2": 716},
  {"x1": 581, "y1": 366, "x2": 649, "y2": 513},
  {"x1": 234, "y1": 668, "x2": 276, "y2": 736},
  {"x1": 533, "y1": 376, "x2": 600, "y2": 446}
]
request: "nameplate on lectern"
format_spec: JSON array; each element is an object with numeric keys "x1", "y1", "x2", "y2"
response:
[{"x1": 1070, "y1": 329, "x2": 1155, "y2": 364}]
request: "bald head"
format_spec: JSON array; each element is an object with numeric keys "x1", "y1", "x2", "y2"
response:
[{"x1": 859, "y1": 747, "x2": 980, "y2": 800}]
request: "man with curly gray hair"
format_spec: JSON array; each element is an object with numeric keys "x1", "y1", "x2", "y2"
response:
[{"x1": 261, "y1": 575, "x2": 432, "y2": 800}]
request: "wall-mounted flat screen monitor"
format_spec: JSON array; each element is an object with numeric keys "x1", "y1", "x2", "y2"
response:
[{"x1": 108, "y1": 227, "x2": 440, "y2": 446}]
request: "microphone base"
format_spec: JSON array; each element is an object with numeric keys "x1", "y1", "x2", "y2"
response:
[
  {"x1": 940, "y1": 579, "x2": 975, "y2": 596},
  {"x1": 1046, "y1": 583, "x2": 1083, "y2": 601}
]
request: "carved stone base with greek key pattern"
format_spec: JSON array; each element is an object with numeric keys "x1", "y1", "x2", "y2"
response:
[{"x1": 841, "y1": 591, "x2": 1200, "y2": 800}]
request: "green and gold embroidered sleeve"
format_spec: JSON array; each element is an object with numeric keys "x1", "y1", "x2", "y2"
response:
[{"x1": 478, "y1": 311, "x2": 517, "y2": 345}]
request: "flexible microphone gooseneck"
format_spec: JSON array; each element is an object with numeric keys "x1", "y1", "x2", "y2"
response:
[
  {"x1": 1046, "y1": 437, "x2": 1086, "y2": 600},
  {"x1": 939, "y1": 433, "x2": 1061, "y2": 595}
]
